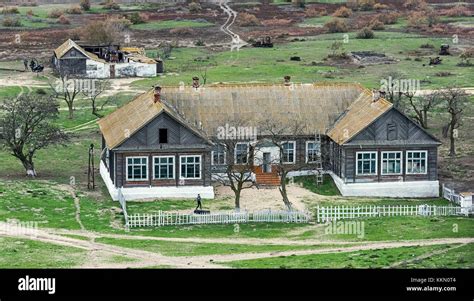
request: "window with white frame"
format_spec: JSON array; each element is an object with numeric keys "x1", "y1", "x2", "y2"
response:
[
  {"x1": 306, "y1": 141, "x2": 320, "y2": 163},
  {"x1": 356, "y1": 152, "x2": 377, "y2": 175},
  {"x1": 153, "y1": 156, "x2": 174, "y2": 179},
  {"x1": 282, "y1": 141, "x2": 296, "y2": 164},
  {"x1": 126, "y1": 156, "x2": 148, "y2": 181},
  {"x1": 212, "y1": 144, "x2": 226, "y2": 165},
  {"x1": 381, "y1": 151, "x2": 402, "y2": 174},
  {"x1": 406, "y1": 151, "x2": 427, "y2": 174},
  {"x1": 235, "y1": 143, "x2": 249, "y2": 164},
  {"x1": 180, "y1": 155, "x2": 201, "y2": 179}
]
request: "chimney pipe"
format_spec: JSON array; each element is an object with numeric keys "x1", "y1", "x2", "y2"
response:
[
  {"x1": 154, "y1": 85, "x2": 162, "y2": 103},
  {"x1": 192, "y1": 76, "x2": 200, "y2": 88},
  {"x1": 284, "y1": 75, "x2": 291, "y2": 86}
]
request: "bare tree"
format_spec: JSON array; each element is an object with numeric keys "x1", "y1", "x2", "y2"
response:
[
  {"x1": 209, "y1": 118, "x2": 258, "y2": 210},
  {"x1": 82, "y1": 79, "x2": 111, "y2": 117},
  {"x1": 0, "y1": 95, "x2": 69, "y2": 177},
  {"x1": 210, "y1": 139, "x2": 256, "y2": 210},
  {"x1": 80, "y1": 17, "x2": 132, "y2": 45},
  {"x1": 439, "y1": 88, "x2": 467, "y2": 157},
  {"x1": 49, "y1": 73, "x2": 81, "y2": 119},
  {"x1": 259, "y1": 118, "x2": 308, "y2": 210},
  {"x1": 405, "y1": 91, "x2": 440, "y2": 129}
]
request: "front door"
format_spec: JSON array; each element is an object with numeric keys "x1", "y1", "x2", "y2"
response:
[
  {"x1": 262, "y1": 152, "x2": 271, "y2": 173},
  {"x1": 110, "y1": 64, "x2": 115, "y2": 78}
]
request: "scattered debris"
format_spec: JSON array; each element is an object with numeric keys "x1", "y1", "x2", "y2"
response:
[
  {"x1": 252, "y1": 36, "x2": 273, "y2": 48},
  {"x1": 439, "y1": 44, "x2": 451, "y2": 55},
  {"x1": 290, "y1": 56, "x2": 301, "y2": 61},
  {"x1": 429, "y1": 57, "x2": 442, "y2": 65},
  {"x1": 350, "y1": 51, "x2": 397, "y2": 65}
]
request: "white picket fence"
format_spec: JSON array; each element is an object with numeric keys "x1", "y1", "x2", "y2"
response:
[
  {"x1": 127, "y1": 210, "x2": 311, "y2": 228},
  {"x1": 117, "y1": 188, "x2": 129, "y2": 227},
  {"x1": 316, "y1": 204, "x2": 466, "y2": 223},
  {"x1": 442, "y1": 184, "x2": 462, "y2": 205}
]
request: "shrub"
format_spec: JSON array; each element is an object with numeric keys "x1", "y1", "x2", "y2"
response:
[
  {"x1": 420, "y1": 43, "x2": 434, "y2": 49},
  {"x1": 26, "y1": 9, "x2": 34, "y2": 16},
  {"x1": 48, "y1": 9, "x2": 64, "y2": 18},
  {"x1": 57, "y1": 15, "x2": 70, "y2": 25},
  {"x1": 407, "y1": 10, "x2": 439, "y2": 28},
  {"x1": 444, "y1": 5, "x2": 470, "y2": 17},
  {"x1": 65, "y1": 6, "x2": 83, "y2": 14},
  {"x1": 126, "y1": 12, "x2": 146, "y2": 24},
  {"x1": 324, "y1": 18, "x2": 348, "y2": 33},
  {"x1": 103, "y1": 0, "x2": 120, "y2": 10},
  {"x1": 373, "y1": 3, "x2": 389, "y2": 10},
  {"x1": 377, "y1": 12, "x2": 400, "y2": 25},
  {"x1": 237, "y1": 12, "x2": 259, "y2": 26},
  {"x1": 80, "y1": 0, "x2": 91, "y2": 11},
  {"x1": 304, "y1": 7, "x2": 327, "y2": 17},
  {"x1": 369, "y1": 20, "x2": 385, "y2": 30},
  {"x1": 2, "y1": 6, "x2": 20, "y2": 14},
  {"x1": 357, "y1": 0, "x2": 376, "y2": 11},
  {"x1": 194, "y1": 39, "x2": 205, "y2": 46},
  {"x1": 35, "y1": 88, "x2": 47, "y2": 95},
  {"x1": 356, "y1": 27, "x2": 374, "y2": 39},
  {"x1": 332, "y1": 7, "x2": 352, "y2": 18},
  {"x1": 188, "y1": 1, "x2": 201, "y2": 13},
  {"x1": 261, "y1": 18, "x2": 292, "y2": 26},
  {"x1": 170, "y1": 27, "x2": 195, "y2": 35},
  {"x1": 403, "y1": 0, "x2": 427, "y2": 10},
  {"x1": 2, "y1": 16, "x2": 21, "y2": 27}
]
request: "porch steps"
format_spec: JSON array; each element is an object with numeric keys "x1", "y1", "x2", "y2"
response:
[{"x1": 256, "y1": 173, "x2": 280, "y2": 186}]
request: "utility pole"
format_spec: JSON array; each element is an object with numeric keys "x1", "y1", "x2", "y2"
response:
[{"x1": 88, "y1": 143, "x2": 95, "y2": 190}]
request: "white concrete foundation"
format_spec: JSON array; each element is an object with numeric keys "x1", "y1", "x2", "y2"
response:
[
  {"x1": 329, "y1": 172, "x2": 440, "y2": 198},
  {"x1": 100, "y1": 161, "x2": 215, "y2": 200}
]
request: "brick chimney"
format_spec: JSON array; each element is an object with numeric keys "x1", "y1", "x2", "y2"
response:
[
  {"x1": 192, "y1": 76, "x2": 200, "y2": 89},
  {"x1": 284, "y1": 75, "x2": 291, "y2": 86},
  {"x1": 154, "y1": 85, "x2": 162, "y2": 103}
]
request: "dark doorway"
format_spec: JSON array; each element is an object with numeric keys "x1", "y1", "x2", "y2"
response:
[{"x1": 262, "y1": 152, "x2": 271, "y2": 173}]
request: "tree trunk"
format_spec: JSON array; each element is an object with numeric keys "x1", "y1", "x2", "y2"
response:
[
  {"x1": 422, "y1": 110, "x2": 428, "y2": 128},
  {"x1": 21, "y1": 158, "x2": 36, "y2": 177},
  {"x1": 234, "y1": 190, "x2": 241, "y2": 211},
  {"x1": 279, "y1": 172, "x2": 292, "y2": 210},
  {"x1": 67, "y1": 102, "x2": 74, "y2": 119},
  {"x1": 449, "y1": 124, "x2": 456, "y2": 157}
]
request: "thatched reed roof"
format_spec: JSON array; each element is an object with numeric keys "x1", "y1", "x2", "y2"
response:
[
  {"x1": 327, "y1": 90, "x2": 393, "y2": 144},
  {"x1": 98, "y1": 83, "x2": 384, "y2": 149}
]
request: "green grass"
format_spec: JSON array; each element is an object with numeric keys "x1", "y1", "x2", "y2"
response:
[
  {"x1": 96, "y1": 237, "x2": 330, "y2": 257},
  {"x1": 297, "y1": 216, "x2": 474, "y2": 242},
  {"x1": 223, "y1": 244, "x2": 457, "y2": 268},
  {"x1": 0, "y1": 86, "x2": 22, "y2": 100},
  {"x1": 293, "y1": 175, "x2": 340, "y2": 196},
  {"x1": 132, "y1": 20, "x2": 213, "y2": 31},
  {"x1": 404, "y1": 243, "x2": 474, "y2": 269},
  {"x1": 134, "y1": 32, "x2": 474, "y2": 89},
  {"x1": 299, "y1": 16, "x2": 333, "y2": 27},
  {"x1": 0, "y1": 237, "x2": 86, "y2": 268}
]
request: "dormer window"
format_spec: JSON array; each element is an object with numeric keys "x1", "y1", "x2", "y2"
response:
[{"x1": 159, "y1": 128, "x2": 168, "y2": 144}]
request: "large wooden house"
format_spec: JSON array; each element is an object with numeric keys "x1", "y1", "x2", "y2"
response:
[{"x1": 98, "y1": 82, "x2": 441, "y2": 200}]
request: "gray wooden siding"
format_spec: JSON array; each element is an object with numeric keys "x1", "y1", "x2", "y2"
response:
[
  {"x1": 114, "y1": 150, "x2": 211, "y2": 188},
  {"x1": 116, "y1": 111, "x2": 209, "y2": 150},
  {"x1": 342, "y1": 146, "x2": 438, "y2": 183},
  {"x1": 348, "y1": 109, "x2": 439, "y2": 144}
]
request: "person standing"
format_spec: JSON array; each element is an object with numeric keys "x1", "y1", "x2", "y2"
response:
[
  {"x1": 195, "y1": 194, "x2": 202, "y2": 211},
  {"x1": 23, "y1": 59, "x2": 29, "y2": 71}
]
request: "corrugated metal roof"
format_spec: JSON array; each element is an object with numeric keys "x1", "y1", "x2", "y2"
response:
[{"x1": 327, "y1": 90, "x2": 393, "y2": 145}]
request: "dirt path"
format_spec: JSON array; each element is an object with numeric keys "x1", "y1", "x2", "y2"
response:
[
  {"x1": 1, "y1": 220, "x2": 472, "y2": 268},
  {"x1": 388, "y1": 243, "x2": 468, "y2": 268},
  {"x1": 218, "y1": 0, "x2": 247, "y2": 51}
]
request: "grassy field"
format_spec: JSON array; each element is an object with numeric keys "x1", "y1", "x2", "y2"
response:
[
  {"x1": 135, "y1": 32, "x2": 473, "y2": 89},
  {"x1": 223, "y1": 244, "x2": 468, "y2": 268},
  {"x1": 0, "y1": 237, "x2": 86, "y2": 268},
  {"x1": 132, "y1": 20, "x2": 213, "y2": 31}
]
